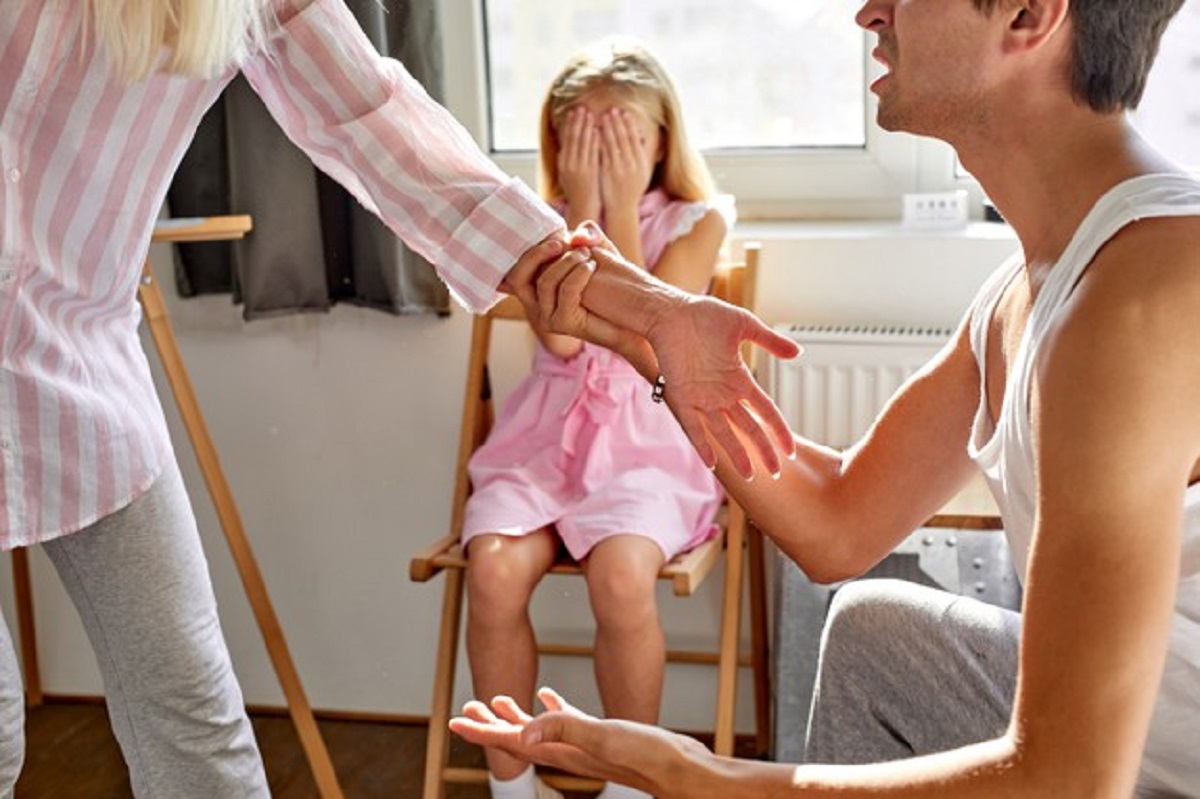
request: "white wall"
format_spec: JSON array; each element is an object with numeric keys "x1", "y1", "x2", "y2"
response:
[{"x1": 0, "y1": 223, "x2": 1019, "y2": 735}]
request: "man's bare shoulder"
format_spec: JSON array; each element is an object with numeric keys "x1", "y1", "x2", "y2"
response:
[
  {"x1": 1079, "y1": 214, "x2": 1200, "y2": 325},
  {"x1": 1037, "y1": 211, "x2": 1200, "y2": 406},
  {"x1": 1042, "y1": 212, "x2": 1200, "y2": 443}
]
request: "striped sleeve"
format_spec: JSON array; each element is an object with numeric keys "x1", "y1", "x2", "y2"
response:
[{"x1": 241, "y1": 0, "x2": 564, "y2": 312}]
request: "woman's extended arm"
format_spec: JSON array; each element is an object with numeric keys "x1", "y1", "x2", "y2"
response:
[{"x1": 243, "y1": 0, "x2": 564, "y2": 313}]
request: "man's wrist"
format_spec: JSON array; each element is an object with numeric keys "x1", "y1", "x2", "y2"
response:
[
  {"x1": 613, "y1": 331, "x2": 658, "y2": 382},
  {"x1": 623, "y1": 280, "x2": 686, "y2": 339},
  {"x1": 638, "y1": 284, "x2": 690, "y2": 342},
  {"x1": 584, "y1": 250, "x2": 687, "y2": 338}
]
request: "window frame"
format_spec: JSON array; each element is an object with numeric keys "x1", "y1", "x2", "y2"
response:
[{"x1": 439, "y1": 1, "x2": 987, "y2": 221}]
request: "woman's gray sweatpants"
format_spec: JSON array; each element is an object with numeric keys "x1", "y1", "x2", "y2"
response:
[
  {"x1": 804, "y1": 578, "x2": 1021, "y2": 764},
  {"x1": 0, "y1": 461, "x2": 268, "y2": 798}
]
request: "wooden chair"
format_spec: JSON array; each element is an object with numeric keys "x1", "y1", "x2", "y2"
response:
[{"x1": 409, "y1": 243, "x2": 772, "y2": 799}]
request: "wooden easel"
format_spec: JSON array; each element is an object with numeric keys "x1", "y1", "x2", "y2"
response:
[{"x1": 9, "y1": 216, "x2": 344, "y2": 798}]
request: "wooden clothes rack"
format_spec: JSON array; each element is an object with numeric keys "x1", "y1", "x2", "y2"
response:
[{"x1": 9, "y1": 216, "x2": 344, "y2": 798}]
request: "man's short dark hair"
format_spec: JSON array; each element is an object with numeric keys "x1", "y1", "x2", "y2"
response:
[{"x1": 970, "y1": 0, "x2": 1185, "y2": 112}]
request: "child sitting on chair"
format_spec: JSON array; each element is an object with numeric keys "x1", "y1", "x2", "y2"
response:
[{"x1": 461, "y1": 36, "x2": 734, "y2": 799}]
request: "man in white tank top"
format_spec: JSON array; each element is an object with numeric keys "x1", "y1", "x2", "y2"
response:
[{"x1": 452, "y1": 1, "x2": 1199, "y2": 797}]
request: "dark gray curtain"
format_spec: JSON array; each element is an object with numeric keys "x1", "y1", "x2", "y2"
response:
[{"x1": 169, "y1": 0, "x2": 451, "y2": 319}]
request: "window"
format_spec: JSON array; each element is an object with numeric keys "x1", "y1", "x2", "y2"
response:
[
  {"x1": 441, "y1": 0, "x2": 929, "y2": 219},
  {"x1": 482, "y1": 0, "x2": 866, "y2": 153},
  {"x1": 446, "y1": 2, "x2": 1200, "y2": 220},
  {"x1": 440, "y1": 2, "x2": 1200, "y2": 220}
]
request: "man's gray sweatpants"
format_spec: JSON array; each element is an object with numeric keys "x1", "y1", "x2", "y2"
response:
[
  {"x1": 804, "y1": 578, "x2": 1021, "y2": 764},
  {"x1": 803, "y1": 578, "x2": 1189, "y2": 798},
  {"x1": 0, "y1": 461, "x2": 268, "y2": 798}
]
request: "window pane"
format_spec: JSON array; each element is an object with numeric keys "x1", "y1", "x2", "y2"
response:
[
  {"x1": 483, "y1": 0, "x2": 866, "y2": 153},
  {"x1": 1131, "y1": 0, "x2": 1200, "y2": 169}
]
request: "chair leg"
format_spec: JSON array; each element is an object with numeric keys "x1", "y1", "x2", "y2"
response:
[
  {"x1": 713, "y1": 506, "x2": 747, "y2": 757},
  {"x1": 748, "y1": 524, "x2": 772, "y2": 757},
  {"x1": 424, "y1": 568, "x2": 466, "y2": 799}
]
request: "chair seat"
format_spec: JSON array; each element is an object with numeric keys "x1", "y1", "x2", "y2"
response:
[{"x1": 411, "y1": 514, "x2": 726, "y2": 597}]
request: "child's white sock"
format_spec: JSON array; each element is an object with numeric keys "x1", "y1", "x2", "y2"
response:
[
  {"x1": 488, "y1": 765, "x2": 538, "y2": 799},
  {"x1": 597, "y1": 782, "x2": 652, "y2": 799},
  {"x1": 487, "y1": 766, "x2": 564, "y2": 799}
]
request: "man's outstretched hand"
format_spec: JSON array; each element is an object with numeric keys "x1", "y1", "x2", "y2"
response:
[
  {"x1": 646, "y1": 291, "x2": 800, "y2": 478},
  {"x1": 449, "y1": 687, "x2": 714, "y2": 799}
]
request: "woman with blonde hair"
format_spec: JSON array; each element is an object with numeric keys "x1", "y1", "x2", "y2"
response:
[
  {"x1": 462, "y1": 37, "x2": 734, "y2": 799},
  {"x1": 1, "y1": 3, "x2": 794, "y2": 796}
]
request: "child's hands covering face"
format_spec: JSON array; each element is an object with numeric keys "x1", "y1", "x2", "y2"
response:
[
  {"x1": 558, "y1": 100, "x2": 659, "y2": 221},
  {"x1": 556, "y1": 106, "x2": 602, "y2": 221},
  {"x1": 598, "y1": 107, "x2": 657, "y2": 211}
]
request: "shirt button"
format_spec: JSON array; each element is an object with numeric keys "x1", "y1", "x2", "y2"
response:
[
  {"x1": 6, "y1": 168, "x2": 20, "y2": 183},
  {"x1": 0, "y1": 439, "x2": 13, "y2": 452},
  {"x1": 21, "y1": 79, "x2": 36, "y2": 95},
  {"x1": 0, "y1": 270, "x2": 14, "y2": 285}
]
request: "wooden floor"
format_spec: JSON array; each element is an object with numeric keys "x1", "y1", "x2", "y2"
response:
[
  {"x1": 16, "y1": 701, "x2": 755, "y2": 798},
  {"x1": 15, "y1": 701, "x2": 496, "y2": 798}
]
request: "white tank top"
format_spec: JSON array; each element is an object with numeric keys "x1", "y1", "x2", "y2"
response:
[{"x1": 967, "y1": 174, "x2": 1200, "y2": 796}]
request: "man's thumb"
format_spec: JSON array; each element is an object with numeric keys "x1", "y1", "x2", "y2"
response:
[{"x1": 522, "y1": 711, "x2": 594, "y2": 747}]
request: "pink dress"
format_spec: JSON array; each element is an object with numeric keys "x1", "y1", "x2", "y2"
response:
[{"x1": 461, "y1": 189, "x2": 734, "y2": 560}]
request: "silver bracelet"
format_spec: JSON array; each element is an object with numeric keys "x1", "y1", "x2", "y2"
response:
[{"x1": 651, "y1": 374, "x2": 667, "y2": 404}]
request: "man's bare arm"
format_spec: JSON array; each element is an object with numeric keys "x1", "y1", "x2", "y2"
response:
[{"x1": 714, "y1": 317, "x2": 984, "y2": 582}]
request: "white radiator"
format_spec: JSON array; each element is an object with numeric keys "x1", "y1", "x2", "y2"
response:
[{"x1": 766, "y1": 324, "x2": 952, "y2": 448}]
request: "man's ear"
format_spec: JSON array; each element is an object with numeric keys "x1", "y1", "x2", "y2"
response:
[{"x1": 1002, "y1": 0, "x2": 1069, "y2": 54}]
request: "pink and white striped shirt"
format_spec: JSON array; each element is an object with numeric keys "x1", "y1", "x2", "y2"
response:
[{"x1": 0, "y1": 0, "x2": 563, "y2": 549}]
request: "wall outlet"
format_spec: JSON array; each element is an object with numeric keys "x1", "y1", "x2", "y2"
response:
[{"x1": 902, "y1": 190, "x2": 969, "y2": 230}]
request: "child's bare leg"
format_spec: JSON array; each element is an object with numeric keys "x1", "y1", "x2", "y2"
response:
[
  {"x1": 583, "y1": 534, "x2": 667, "y2": 723},
  {"x1": 466, "y1": 529, "x2": 558, "y2": 780}
]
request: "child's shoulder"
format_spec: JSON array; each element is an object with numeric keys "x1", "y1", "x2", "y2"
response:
[{"x1": 658, "y1": 192, "x2": 736, "y2": 242}]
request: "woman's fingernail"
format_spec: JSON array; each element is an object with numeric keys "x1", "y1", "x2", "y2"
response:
[{"x1": 524, "y1": 729, "x2": 543, "y2": 745}]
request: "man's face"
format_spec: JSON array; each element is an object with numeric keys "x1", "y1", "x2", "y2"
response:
[{"x1": 855, "y1": 0, "x2": 1003, "y2": 137}]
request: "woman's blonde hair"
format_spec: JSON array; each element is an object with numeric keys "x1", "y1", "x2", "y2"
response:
[
  {"x1": 538, "y1": 37, "x2": 716, "y2": 205},
  {"x1": 85, "y1": 0, "x2": 273, "y2": 82}
]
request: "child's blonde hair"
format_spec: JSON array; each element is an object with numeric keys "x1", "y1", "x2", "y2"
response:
[
  {"x1": 85, "y1": 0, "x2": 273, "y2": 82},
  {"x1": 538, "y1": 37, "x2": 716, "y2": 206}
]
